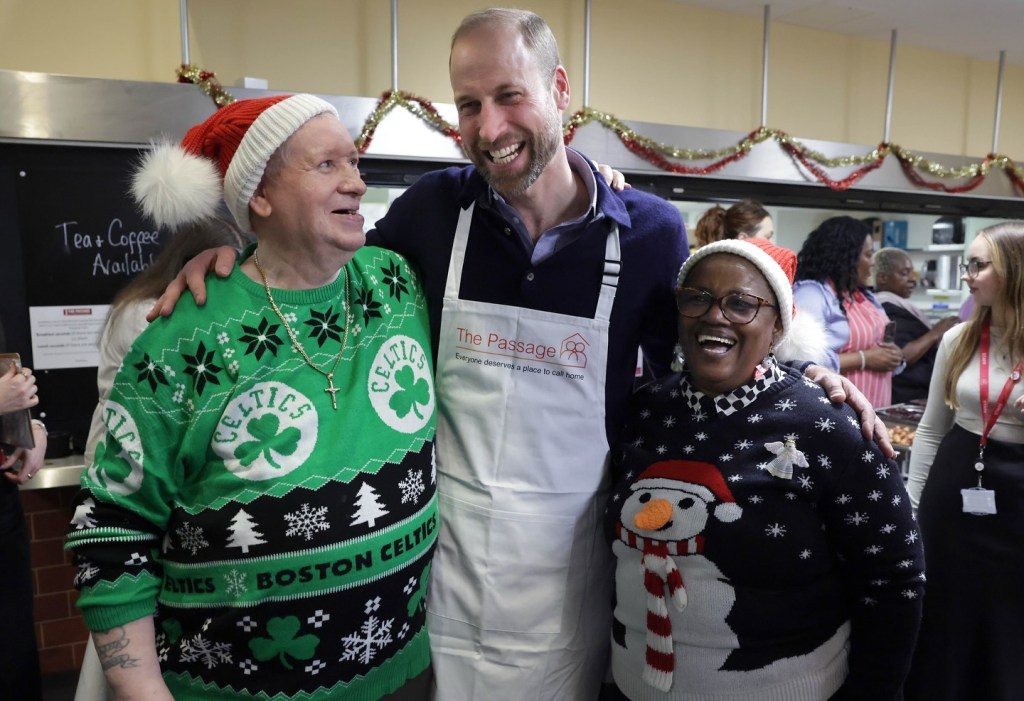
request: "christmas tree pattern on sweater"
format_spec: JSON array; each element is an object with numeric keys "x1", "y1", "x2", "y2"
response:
[{"x1": 67, "y1": 247, "x2": 438, "y2": 701}]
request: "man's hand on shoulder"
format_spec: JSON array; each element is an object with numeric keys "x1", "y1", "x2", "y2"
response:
[
  {"x1": 594, "y1": 161, "x2": 630, "y2": 191},
  {"x1": 146, "y1": 246, "x2": 239, "y2": 321},
  {"x1": 803, "y1": 363, "x2": 895, "y2": 458}
]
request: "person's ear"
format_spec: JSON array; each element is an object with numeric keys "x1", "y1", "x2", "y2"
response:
[
  {"x1": 551, "y1": 65, "x2": 570, "y2": 111},
  {"x1": 250, "y1": 182, "x2": 272, "y2": 219}
]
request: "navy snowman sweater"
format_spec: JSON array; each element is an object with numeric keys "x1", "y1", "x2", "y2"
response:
[{"x1": 606, "y1": 365, "x2": 924, "y2": 701}]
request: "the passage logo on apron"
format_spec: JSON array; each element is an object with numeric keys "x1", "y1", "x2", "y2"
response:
[
  {"x1": 453, "y1": 328, "x2": 592, "y2": 379},
  {"x1": 368, "y1": 334, "x2": 435, "y2": 434}
]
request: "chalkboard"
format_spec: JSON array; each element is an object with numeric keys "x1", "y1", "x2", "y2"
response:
[{"x1": 0, "y1": 142, "x2": 168, "y2": 446}]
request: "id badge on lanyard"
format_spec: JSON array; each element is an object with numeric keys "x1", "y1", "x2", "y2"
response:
[{"x1": 963, "y1": 323, "x2": 1023, "y2": 516}]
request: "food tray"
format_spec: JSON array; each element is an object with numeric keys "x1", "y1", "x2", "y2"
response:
[
  {"x1": 877, "y1": 403, "x2": 923, "y2": 448},
  {"x1": 876, "y1": 402, "x2": 925, "y2": 425}
]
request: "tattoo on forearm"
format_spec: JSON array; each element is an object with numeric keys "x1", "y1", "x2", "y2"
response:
[{"x1": 96, "y1": 627, "x2": 142, "y2": 670}]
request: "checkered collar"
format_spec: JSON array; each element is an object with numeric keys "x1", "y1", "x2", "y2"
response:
[{"x1": 679, "y1": 356, "x2": 785, "y2": 416}]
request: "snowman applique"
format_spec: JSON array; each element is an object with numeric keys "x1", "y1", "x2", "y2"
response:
[{"x1": 612, "y1": 459, "x2": 743, "y2": 692}]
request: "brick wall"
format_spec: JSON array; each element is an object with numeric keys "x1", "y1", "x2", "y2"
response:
[{"x1": 21, "y1": 485, "x2": 89, "y2": 676}]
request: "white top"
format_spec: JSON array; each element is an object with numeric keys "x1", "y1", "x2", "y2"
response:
[
  {"x1": 906, "y1": 322, "x2": 1024, "y2": 507},
  {"x1": 83, "y1": 299, "x2": 152, "y2": 464}
]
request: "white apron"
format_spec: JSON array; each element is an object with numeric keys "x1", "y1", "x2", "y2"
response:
[{"x1": 428, "y1": 203, "x2": 618, "y2": 700}]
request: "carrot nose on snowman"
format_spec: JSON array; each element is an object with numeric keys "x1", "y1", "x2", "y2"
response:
[{"x1": 634, "y1": 498, "x2": 674, "y2": 531}]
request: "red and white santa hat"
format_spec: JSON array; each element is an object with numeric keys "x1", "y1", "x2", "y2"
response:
[
  {"x1": 131, "y1": 93, "x2": 338, "y2": 233},
  {"x1": 631, "y1": 460, "x2": 743, "y2": 522}
]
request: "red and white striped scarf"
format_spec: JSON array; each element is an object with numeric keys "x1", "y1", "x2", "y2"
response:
[{"x1": 617, "y1": 524, "x2": 703, "y2": 691}]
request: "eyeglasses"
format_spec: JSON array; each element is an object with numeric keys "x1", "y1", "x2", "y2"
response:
[
  {"x1": 675, "y1": 287, "x2": 776, "y2": 324},
  {"x1": 958, "y1": 260, "x2": 992, "y2": 278}
]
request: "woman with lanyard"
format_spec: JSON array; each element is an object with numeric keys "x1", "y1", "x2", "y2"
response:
[
  {"x1": 904, "y1": 221, "x2": 1024, "y2": 701},
  {"x1": 793, "y1": 217, "x2": 904, "y2": 408}
]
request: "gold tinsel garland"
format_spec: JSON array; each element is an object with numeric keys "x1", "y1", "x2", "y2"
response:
[
  {"x1": 176, "y1": 64, "x2": 236, "y2": 108},
  {"x1": 175, "y1": 66, "x2": 1024, "y2": 195}
]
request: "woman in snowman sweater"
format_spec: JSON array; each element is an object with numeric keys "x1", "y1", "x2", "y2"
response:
[{"x1": 605, "y1": 240, "x2": 924, "y2": 701}]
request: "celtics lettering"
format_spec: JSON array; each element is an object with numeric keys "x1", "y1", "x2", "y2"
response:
[
  {"x1": 368, "y1": 335, "x2": 435, "y2": 434},
  {"x1": 256, "y1": 552, "x2": 375, "y2": 589},
  {"x1": 255, "y1": 512, "x2": 436, "y2": 590},
  {"x1": 212, "y1": 381, "x2": 318, "y2": 481}
]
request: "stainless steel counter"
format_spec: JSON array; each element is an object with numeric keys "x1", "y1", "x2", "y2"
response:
[{"x1": 19, "y1": 455, "x2": 86, "y2": 491}]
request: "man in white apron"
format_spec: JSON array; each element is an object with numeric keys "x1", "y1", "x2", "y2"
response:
[{"x1": 427, "y1": 202, "x2": 623, "y2": 699}]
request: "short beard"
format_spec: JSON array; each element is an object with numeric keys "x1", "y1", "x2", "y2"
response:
[{"x1": 468, "y1": 110, "x2": 562, "y2": 199}]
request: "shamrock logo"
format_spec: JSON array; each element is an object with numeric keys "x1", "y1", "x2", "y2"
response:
[
  {"x1": 380, "y1": 259, "x2": 410, "y2": 302},
  {"x1": 161, "y1": 618, "x2": 184, "y2": 645},
  {"x1": 303, "y1": 306, "x2": 344, "y2": 347},
  {"x1": 239, "y1": 317, "x2": 283, "y2": 360},
  {"x1": 369, "y1": 335, "x2": 433, "y2": 434},
  {"x1": 134, "y1": 353, "x2": 169, "y2": 392},
  {"x1": 390, "y1": 365, "x2": 430, "y2": 420},
  {"x1": 236, "y1": 414, "x2": 301, "y2": 469},
  {"x1": 249, "y1": 616, "x2": 319, "y2": 670}
]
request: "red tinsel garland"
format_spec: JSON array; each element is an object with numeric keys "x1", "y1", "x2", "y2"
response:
[
  {"x1": 894, "y1": 155, "x2": 988, "y2": 194},
  {"x1": 1003, "y1": 163, "x2": 1024, "y2": 196},
  {"x1": 173, "y1": 68, "x2": 1024, "y2": 199},
  {"x1": 780, "y1": 140, "x2": 887, "y2": 191},
  {"x1": 356, "y1": 90, "x2": 460, "y2": 152}
]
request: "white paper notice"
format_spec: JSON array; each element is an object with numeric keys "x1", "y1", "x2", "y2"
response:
[{"x1": 29, "y1": 305, "x2": 109, "y2": 369}]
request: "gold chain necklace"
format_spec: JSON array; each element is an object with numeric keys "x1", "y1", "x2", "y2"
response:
[{"x1": 253, "y1": 249, "x2": 349, "y2": 410}]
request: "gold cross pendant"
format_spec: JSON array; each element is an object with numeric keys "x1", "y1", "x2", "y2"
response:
[{"x1": 324, "y1": 373, "x2": 340, "y2": 410}]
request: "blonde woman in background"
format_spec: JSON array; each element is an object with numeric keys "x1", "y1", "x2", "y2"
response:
[{"x1": 904, "y1": 221, "x2": 1024, "y2": 701}]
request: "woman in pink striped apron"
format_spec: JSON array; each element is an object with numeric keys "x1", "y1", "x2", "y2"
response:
[{"x1": 793, "y1": 217, "x2": 904, "y2": 408}]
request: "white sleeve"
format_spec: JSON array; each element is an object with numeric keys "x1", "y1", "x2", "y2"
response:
[
  {"x1": 83, "y1": 300, "x2": 154, "y2": 464},
  {"x1": 905, "y1": 331, "x2": 958, "y2": 508},
  {"x1": 792, "y1": 282, "x2": 840, "y2": 370}
]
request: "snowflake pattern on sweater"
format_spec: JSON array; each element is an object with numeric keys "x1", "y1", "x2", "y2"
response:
[
  {"x1": 606, "y1": 366, "x2": 924, "y2": 701},
  {"x1": 66, "y1": 247, "x2": 437, "y2": 701}
]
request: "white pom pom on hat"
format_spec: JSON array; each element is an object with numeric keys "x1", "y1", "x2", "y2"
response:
[
  {"x1": 131, "y1": 140, "x2": 222, "y2": 230},
  {"x1": 131, "y1": 93, "x2": 338, "y2": 232}
]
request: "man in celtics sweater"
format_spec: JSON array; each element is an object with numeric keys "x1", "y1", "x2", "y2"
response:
[{"x1": 65, "y1": 94, "x2": 437, "y2": 701}]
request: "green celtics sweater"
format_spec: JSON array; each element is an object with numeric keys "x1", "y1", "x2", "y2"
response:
[{"x1": 66, "y1": 246, "x2": 437, "y2": 701}]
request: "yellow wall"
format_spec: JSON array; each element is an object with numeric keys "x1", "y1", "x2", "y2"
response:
[{"x1": 1, "y1": 0, "x2": 1021, "y2": 159}]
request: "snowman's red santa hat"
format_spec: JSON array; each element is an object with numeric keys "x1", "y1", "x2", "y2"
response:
[{"x1": 631, "y1": 460, "x2": 743, "y2": 523}]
